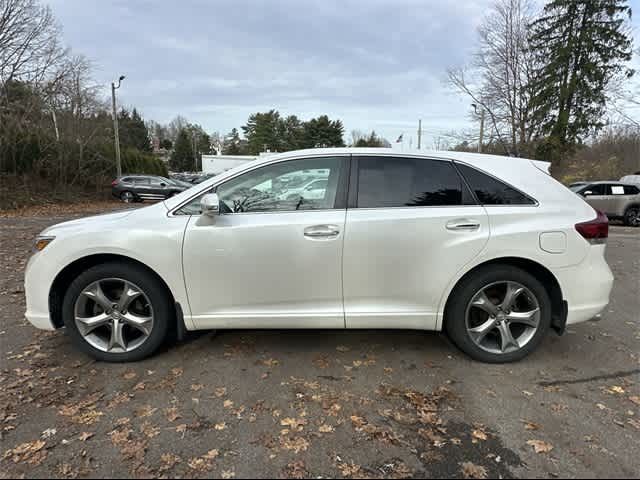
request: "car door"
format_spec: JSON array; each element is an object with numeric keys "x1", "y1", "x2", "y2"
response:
[
  {"x1": 147, "y1": 177, "x2": 170, "y2": 199},
  {"x1": 181, "y1": 155, "x2": 349, "y2": 329},
  {"x1": 579, "y1": 184, "x2": 608, "y2": 213},
  {"x1": 342, "y1": 155, "x2": 489, "y2": 330}
]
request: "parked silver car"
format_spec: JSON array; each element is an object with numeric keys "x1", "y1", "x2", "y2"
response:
[{"x1": 572, "y1": 181, "x2": 640, "y2": 226}]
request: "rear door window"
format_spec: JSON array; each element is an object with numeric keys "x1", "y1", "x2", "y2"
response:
[
  {"x1": 355, "y1": 156, "x2": 473, "y2": 208},
  {"x1": 610, "y1": 185, "x2": 625, "y2": 195},
  {"x1": 456, "y1": 163, "x2": 536, "y2": 205}
]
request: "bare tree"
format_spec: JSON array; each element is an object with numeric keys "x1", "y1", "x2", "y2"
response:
[
  {"x1": 0, "y1": 0, "x2": 67, "y2": 87},
  {"x1": 447, "y1": 0, "x2": 538, "y2": 156}
]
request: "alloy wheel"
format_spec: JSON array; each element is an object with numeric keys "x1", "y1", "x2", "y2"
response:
[
  {"x1": 465, "y1": 281, "x2": 540, "y2": 355},
  {"x1": 74, "y1": 278, "x2": 154, "y2": 353},
  {"x1": 627, "y1": 208, "x2": 640, "y2": 227},
  {"x1": 121, "y1": 191, "x2": 134, "y2": 203}
]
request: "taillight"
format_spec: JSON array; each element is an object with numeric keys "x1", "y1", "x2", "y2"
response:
[
  {"x1": 575, "y1": 210, "x2": 608, "y2": 244},
  {"x1": 111, "y1": 179, "x2": 119, "y2": 186}
]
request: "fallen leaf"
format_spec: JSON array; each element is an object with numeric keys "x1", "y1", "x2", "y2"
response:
[
  {"x1": 472, "y1": 429, "x2": 488, "y2": 441},
  {"x1": 319, "y1": 424, "x2": 335, "y2": 433},
  {"x1": 215, "y1": 422, "x2": 227, "y2": 431},
  {"x1": 527, "y1": 439, "x2": 554, "y2": 454},
  {"x1": 461, "y1": 461, "x2": 488, "y2": 479},
  {"x1": 522, "y1": 420, "x2": 541, "y2": 431},
  {"x1": 165, "y1": 407, "x2": 181, "y2": 422},
  {"x1": 214, "y1": 387, "x2": 227, "y2": 397},
  {"x1": 78, "y1": 432, "x2": 94, "y2": 442}
]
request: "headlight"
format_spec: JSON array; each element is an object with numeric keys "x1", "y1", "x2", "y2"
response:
[{"x1": 33, "y1": 236, "x2": 55, "y2": 252}]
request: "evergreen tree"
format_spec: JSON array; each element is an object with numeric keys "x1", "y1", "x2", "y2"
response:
[
  {"x1": 223, "y1": 128, "x2": 244, "y2": 155},
  {"x1": 280, "y1": 115, "x2": 305, "y2": 151},
  {"x1": 302, "y1": 115, "x2": 345, "y2": 148},
  {"x1": 529, "y1": 0, "x2": 633, "y2": 161},
  {"x1": 354, "y1": 131, "x2": 387, "y2": 147},
  {"x1": 170, "y1": 128, "x2": 194, "y2": 171},
  {"x1": 118, "y1": 108, "x2": 152, "y2": 152},
  {"x1": 242, "y1": 110, "x2": 282, "y2": 154}
]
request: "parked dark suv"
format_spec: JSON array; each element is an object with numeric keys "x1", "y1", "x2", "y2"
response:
[{"x1": 111, "y1": 175, "x2": 189, "y2": 203}]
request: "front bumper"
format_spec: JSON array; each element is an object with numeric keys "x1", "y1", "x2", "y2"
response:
[{"x1": 24, "y1": 251, "x2": 57, "y2": 330}]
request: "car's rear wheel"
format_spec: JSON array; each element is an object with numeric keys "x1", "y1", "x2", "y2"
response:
[
  {"x1": 62, "y1": 262, "x2": 173, "y2": 362},
  {"x1": 120, "y1": 191, "x2": 135, "y2": 203},
  {"x1": 445, "y1": 265, "x2": 551, "y2": 363},
  {"x1": 624, "y1": 206, "x2": 640, "y2": 227}
]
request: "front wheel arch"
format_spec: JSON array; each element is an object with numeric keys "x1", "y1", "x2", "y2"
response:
[
  {"x1": 49, "y1": 254, "x2": 176, "y2": 330},
  {"x1": 442, "y1": 257, "x2": 565, "y2": 335}
]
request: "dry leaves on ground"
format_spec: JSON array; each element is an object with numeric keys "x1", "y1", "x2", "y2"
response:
[{"x1": 3, "y1": 440, "x2": 47, "y2": 465}]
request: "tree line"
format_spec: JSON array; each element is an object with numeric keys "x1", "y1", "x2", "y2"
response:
[
  {"x1": 0, "y1": 0, "x2": 171, "y2": 199},
  {"x1": 447, "y1": 0, "x2": 636, "y2": 172},
  {"x1": 1, "y1": 0, "x2": 637, "y2": 208}
]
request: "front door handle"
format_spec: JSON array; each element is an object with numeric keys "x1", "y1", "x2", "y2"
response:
[
  {"x1": 446, "y1": 219, "x2": 481, "y2": 231},
  {"x1": 304, "y1": 225, "x2": 340, "y2": 238}
]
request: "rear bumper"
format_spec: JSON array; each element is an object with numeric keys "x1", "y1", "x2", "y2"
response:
[{"x1": 552, "y1": 245, "x2": 614, "y2": 326}]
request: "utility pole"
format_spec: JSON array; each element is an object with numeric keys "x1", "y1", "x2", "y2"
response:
[
  {"x1": 111, "y1": 75, "x2": 125, "y2": 177},
  {"x1": 472, "y1": 103, "x2": 485, "y2": 153},
  {"x1": 478, "y1": 109, "x2": 485, "y2": 153},
  {"x1": 417, "y1": 119, "x2": 422, "y2": 150}
]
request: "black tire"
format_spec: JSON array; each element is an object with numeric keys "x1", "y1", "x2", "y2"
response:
[
  {"x1": 120, "y1": 191, "x2": 135, "y2": 203},
  {"x1": 444, "y1": 265, "x2": 552, "y2": 363},
  {"x1": 624, "y1": 206, "x2": 640, "y2": 227},
  {"x1": 62, "y1": 262, "x2": 173, "y2": 362}
]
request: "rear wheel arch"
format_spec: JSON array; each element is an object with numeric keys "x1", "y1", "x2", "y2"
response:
[
  {"x1": 623, "y1": 203, "x2": 640, "y2": 226},
  {"x1": 443, "y1": 257, "x2": 565, "y2": 334},
  {"x1": 49, "y1": 254, "x2": 176, "y2": 329}
]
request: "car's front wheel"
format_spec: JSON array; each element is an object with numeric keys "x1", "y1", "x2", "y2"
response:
[
  {"x1": 62, "y1": 262, "x2": 173, "y2": 362},
  {"x1": 445, "y1": 265, "x2": 551, "y2": 363}
]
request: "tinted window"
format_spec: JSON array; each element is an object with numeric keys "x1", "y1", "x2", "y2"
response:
[
  {"x1": 624, "y1": 185, "x2": 640, "y2": 195},
  {"x1": 132, "y1": 177, "x2": 149, "y2": 185},
  {"x1": 457, "y1": 163, "x2": 535, "y2": 205},
  {"x1": 356, "y1": 157, "x2": 470, "y2": 208},
  {"x1": 579, "y1": 184, "x2": 605, "y2": 196}
]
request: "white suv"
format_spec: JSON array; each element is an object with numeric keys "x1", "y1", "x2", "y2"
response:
[{"x1": 25, "y1": 149, "x2": 614, "y2": 363}]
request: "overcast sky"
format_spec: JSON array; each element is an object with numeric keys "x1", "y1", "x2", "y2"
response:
[{"x1": 48, "y1": 0, "x2": 639, "y2": 148}]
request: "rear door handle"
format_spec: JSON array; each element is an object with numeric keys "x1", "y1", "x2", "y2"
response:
[
  {"x1": 446, "y1": 219, "x2": 481, "y2": 231},
  {"x1": 304, "y1": 225, "x2": 340, "y2": 238}
]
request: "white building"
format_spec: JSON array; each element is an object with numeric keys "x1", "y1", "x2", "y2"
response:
[{"x1": 201, "y1": 155, "x2": 257, "y2": 175}]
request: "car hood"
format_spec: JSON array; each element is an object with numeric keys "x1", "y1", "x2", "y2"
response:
[{"x1": 40, "y1": 203, "x2": 166, "y2": 237}]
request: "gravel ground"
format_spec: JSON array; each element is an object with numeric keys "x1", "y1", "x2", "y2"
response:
[{"x1": 0, "y1": 206, "x2": 638, "y2": 479}]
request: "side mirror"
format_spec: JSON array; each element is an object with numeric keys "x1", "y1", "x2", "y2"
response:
[
  {"x1": 201, "y1": 193, "x2": 220, "y2": 216},
  {"x1": 160, "y1": 182, "x2": 167, "y2": 187}
]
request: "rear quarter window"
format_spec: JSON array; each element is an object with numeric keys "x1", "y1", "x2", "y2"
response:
[{"x1": 456, "y1": 163, "x2": 536, "y2": 205}]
